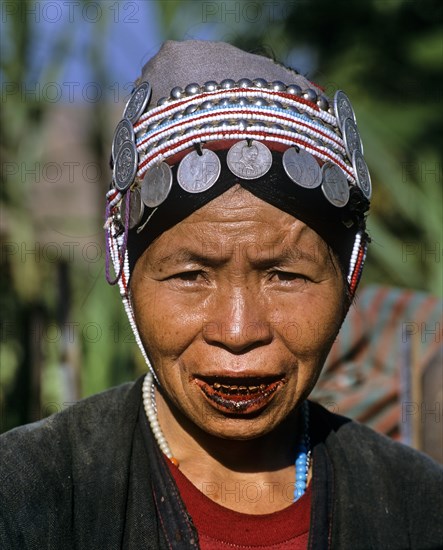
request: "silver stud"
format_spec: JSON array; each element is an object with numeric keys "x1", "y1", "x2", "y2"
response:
[
  {"x1": 237, "y1": 78, "x2": 253, "y2": 88},
  {"x1": 157, "y1": 96, "x2": 169, "y2": 106},
  {"x1": 272, "y1": 80, "x2": 286, "y2": 91},
  {"x1": 204, "y1": 81, "x2": 218, "y2": 92},
  {"x1": 200, "y1": 100, "x2": 213, "y2": 110},
  {"x1": 253, "y1": 78, "x2": 268, "y2": 88},
  {"x1": 219, "y1": 98, "x2": 231, "y2": 107},
  {"x1": 238, "y1": 97, "x2": 251, "y2": 107},
  {"x1": 170, "y1": 86, "x2": 183, "y2": 99},
  {"x1": 184, "y1": 103, "x2": 198, "y2": 115},
  {"x1": 172, "y1": 111, "x2": 184, "y2": 120},
  {"x1": 304, "y1": 89, "x2": 318, "y2": 102},
  {"x1": 254, "y1": 98, "x2": 269, "y2": 107},
  {"x1": 271, "y1": 123, "x2": 284, "y2": 130},
  {"x1": 185, "y1": 83, "x2": 201, "y2": 95},
  {"x1": 287, "y1": 84, "x2": 302, "y2": 96},
  {"x1": 221, "y1": 79, "x2": 236, "y2": 89},
  {"x1": 156, "y1": 137, "x2": 168, "y2": 147},
  {"x1": 237, "y1": 119, "x2": 249, "y2": 131},
  {"x1": 272, "y1": 100, "x2": 284, "y2": 110},
  {"x1": 147, "y1": 121, "x2": 160, "y2": 132},
  {"x1": 317, "y1": 96, "x2": 329, "y2": 110},
  {"x1": 169, "y1": 131, "x2": 180, "y2": 141}
]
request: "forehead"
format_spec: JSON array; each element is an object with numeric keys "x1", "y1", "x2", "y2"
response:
[{"x1": 144, "y1": 185, "x2": 332, "y2": 263}]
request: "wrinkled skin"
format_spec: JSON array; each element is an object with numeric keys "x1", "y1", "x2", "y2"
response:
[{"x1": 130, "y1": 185, "x2": 347, "y2": 512}]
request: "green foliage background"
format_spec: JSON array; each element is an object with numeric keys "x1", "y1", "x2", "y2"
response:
[{"x1": 1, "y1": 0, "x2": 441, "y2": 432}]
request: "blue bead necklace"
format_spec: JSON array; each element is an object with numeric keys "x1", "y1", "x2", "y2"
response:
[{"x1": 293, "y1": 400, "x2": 311, "y2": 502}]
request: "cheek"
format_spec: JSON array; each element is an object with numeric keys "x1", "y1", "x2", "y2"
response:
[
  {"x1": 131, "y1": 282, "x2": 202, "y2": 364},
  {"x1": 270, "y1": 289, "x2": 343, "y2": 360}
]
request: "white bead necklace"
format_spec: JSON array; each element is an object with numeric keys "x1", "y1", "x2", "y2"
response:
[{"x1": 142, "y1": 370, "x2": 176, "y2": 462}]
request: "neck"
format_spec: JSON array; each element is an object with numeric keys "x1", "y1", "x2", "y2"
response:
[{"x1": 142, "y1": 372, "x2": 311, "y2": 512}]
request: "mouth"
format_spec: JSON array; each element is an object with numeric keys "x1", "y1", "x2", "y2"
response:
[{"x1": 194, "y1": 375, "x2": 286, "y2": 415}]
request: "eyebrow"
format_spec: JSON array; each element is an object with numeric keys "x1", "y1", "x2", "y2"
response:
[
  {"x1": 154, "y1": 243, "x2": 322, "y2": 269},
  {"x1": 155, "y1": 249, "x2": 225, "y2": 268},
  {"x1": 268, "y1": 245, "x2": 321, "y2": 266}
]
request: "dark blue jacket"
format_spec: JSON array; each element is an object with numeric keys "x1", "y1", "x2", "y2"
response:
[{"x1": 1, "y1": 376, "x2": 442, "y2": 549}]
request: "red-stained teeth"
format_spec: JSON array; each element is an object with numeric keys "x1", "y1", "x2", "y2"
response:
[
  {"x1": 206, "y1": 379, "x2": 282, "y2": 397},
  {"x1": 195, "y1": 376, "x2": 285, "y2": 413},
  {"x1": 210, "y1": 383, "x2": 265, "y2": 395}
]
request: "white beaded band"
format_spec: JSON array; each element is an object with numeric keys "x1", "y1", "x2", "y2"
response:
[
  {"x1": 108, "y1": 222, "x2": 158, "y2": 383},
  {"x1": 135, "y1": 87, "x2": 337, "y2": 131}
]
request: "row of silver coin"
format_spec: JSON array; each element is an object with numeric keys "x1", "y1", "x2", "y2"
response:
[
  {"x1": 112, "y1": 82, "x2": 371, "y2": 229},
  {"x1": 112, "y1": 113, "x2": 361, "y2": 196},
  {"x1": 112, "y1": 96, "x2": 363, "y2": 192},
  {"x1": 112, "y1": 81, "x2": 361, "y2": 189},
  {"x1": 119, "y1": 139, "x2": 371, "y2": 232}
]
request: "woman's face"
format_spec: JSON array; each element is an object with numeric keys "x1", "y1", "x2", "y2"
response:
[{"x1": 131, "y1": 186, "x2": 346, "y2": 440}]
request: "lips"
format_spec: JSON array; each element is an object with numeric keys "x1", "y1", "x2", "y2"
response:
[{"x1": 194, "y1": 376, "x2": 285, "y2": 414}]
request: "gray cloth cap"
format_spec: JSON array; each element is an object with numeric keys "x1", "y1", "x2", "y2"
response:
[{"x1": 138, "y1": 40, "x2": 325, "y2": 108}]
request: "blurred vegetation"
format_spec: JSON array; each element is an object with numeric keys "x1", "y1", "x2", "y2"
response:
[{"x1": 1, "y1": 0, "x2": 441, "y2": 432}]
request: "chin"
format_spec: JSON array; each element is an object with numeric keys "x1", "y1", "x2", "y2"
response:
[{"x1": 188, "y1": 399, "x2": 297, "y2": 441}]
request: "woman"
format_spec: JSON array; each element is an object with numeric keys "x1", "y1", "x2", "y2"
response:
[{"x1": 1, "y1": 40, "x2": 442, "y2": 549}]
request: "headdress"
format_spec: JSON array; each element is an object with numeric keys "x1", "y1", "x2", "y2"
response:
[{"x1": 104, "y1": 41, "x2": 371, "y2": 373}]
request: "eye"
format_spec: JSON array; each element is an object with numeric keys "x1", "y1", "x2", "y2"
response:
[
  {"x1": 165, "y1": 270, "x2": 208, "y2": 286},
  {"x1": 269, "y1": 270, "x2": 310, "y2": 283},
  {"x1": 174, "y1": 271, "x2": 203, "y2": 281}
]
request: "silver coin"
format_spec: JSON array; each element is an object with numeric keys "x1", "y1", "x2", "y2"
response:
[
  {"x1": 226, "y1": 140, "x2": 272, "y2": 180},
  {"x1": 112, "y1": 118, "x2": 134, "y2": 161},
  {"x1": 123, "y1": 81, "x2": 152, "y2": 123},
  {"x1": 120, "y1": 187, "x2": 145, "y2": 229},
  {"x1": 141, "y1": 162, "x2": 173, "y2": 207},
  {"x1": 113, "y1": 140, "x2": 138, "y2": 192},
  {"x1": 333, "y1": 90, "x2": 356, "y2": 132},
  {"x1": 343, "y1": 117, "x2": 363, "y2": 160},
  {"x1": 321, "y1": 162, "x2": 350, "y2": 207},
  {"x1": 177, "y1": 149, "x2": 221, "y2": 193},
  {"x1": 352, "y1": 150, "x2": 372, "y2": 199},
  {"x1": 282, "y1": 147, "x2": 322, "y2": 189}
]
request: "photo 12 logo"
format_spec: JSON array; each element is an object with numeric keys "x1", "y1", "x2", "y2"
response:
[{"x1": 1, "y1": 2, "x2": 140, "y2": 24}]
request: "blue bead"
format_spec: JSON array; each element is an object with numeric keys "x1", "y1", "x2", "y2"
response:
[
  {"x1": 293, "y1": 489, "x2": 304, "y2": 501},
  {"x1": 295, "y1": 480, "x2": 306, "y2": 490}
]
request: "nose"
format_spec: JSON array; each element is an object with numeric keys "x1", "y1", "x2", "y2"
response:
[{"x1": 202, "y1": 286, "x2": 273, "y2": 353}]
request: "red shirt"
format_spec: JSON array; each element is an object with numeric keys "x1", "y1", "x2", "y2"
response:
[{"x1": 166, "y1": 460, "x2": 311, "y2": 549}]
